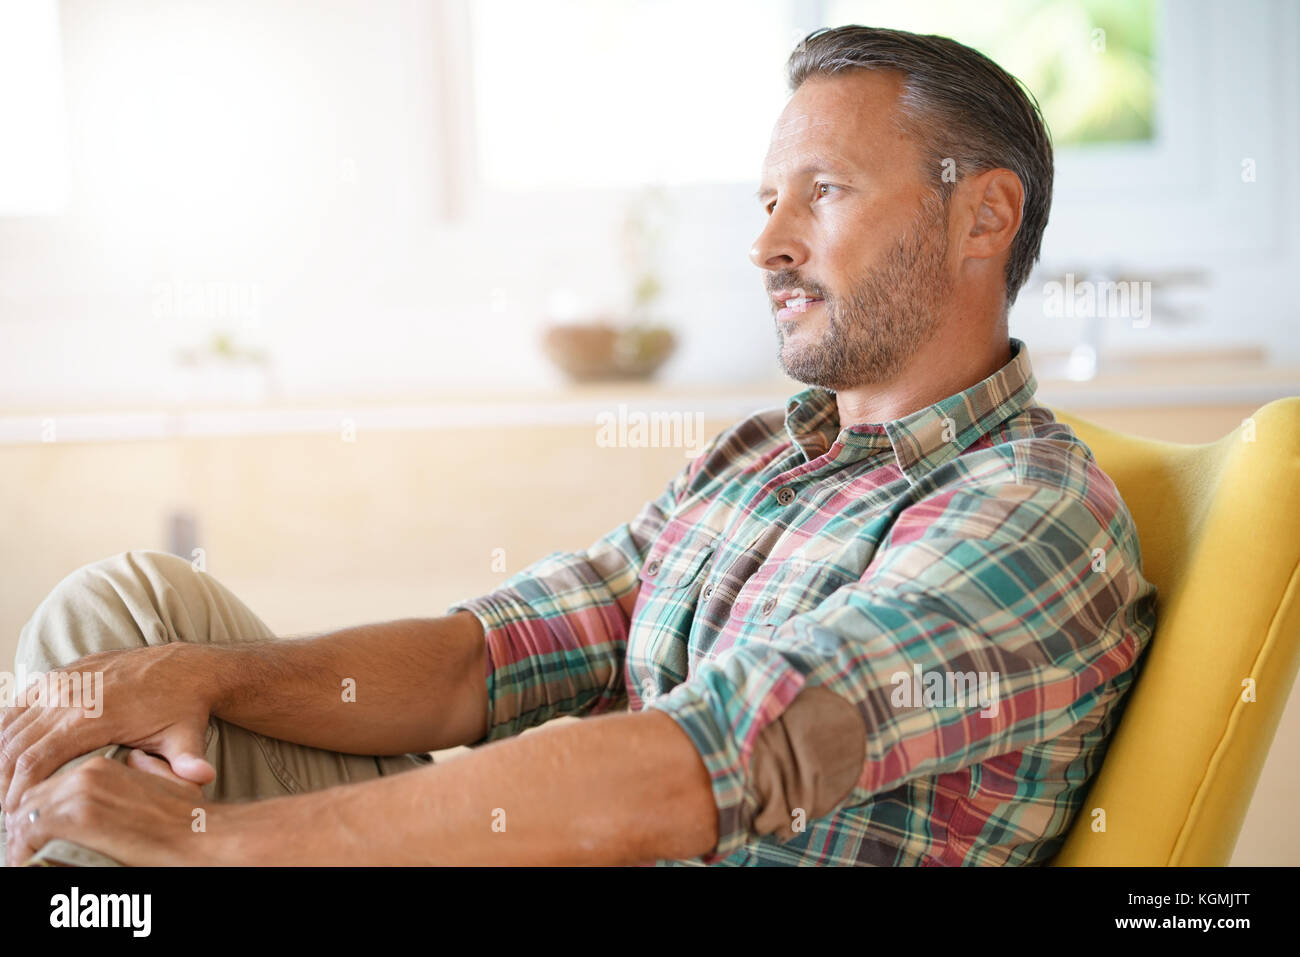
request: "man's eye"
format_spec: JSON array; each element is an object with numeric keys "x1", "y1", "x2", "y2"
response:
[{"x1": 816, "y1": 182, "x2": 839, "y2": 198}]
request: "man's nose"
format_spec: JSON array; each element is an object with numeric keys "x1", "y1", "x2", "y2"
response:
[{"x1": 749, "y1": 208, "x2": 809, "y2": 272}]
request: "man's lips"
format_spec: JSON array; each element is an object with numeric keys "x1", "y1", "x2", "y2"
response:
[{"x1": 772, "y1": 288, "x2": 825, "y2": 319}]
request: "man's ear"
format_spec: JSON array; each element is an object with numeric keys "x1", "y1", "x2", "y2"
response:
[{"x1": 958, "y1": 168, "x2": 1023, "y2": 261}]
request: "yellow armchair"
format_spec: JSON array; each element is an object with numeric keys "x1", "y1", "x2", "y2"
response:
[{"x1": 1048, "y1": 398, "x2": 1300, "y2": 865}]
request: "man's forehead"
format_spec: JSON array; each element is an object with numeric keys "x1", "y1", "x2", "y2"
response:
[
  {"x1": 763, "y1": 117, "x2": 853, "y2": 174},
  {"x1": 759, "y1": 71, "x2": 906, "y2": 182}
]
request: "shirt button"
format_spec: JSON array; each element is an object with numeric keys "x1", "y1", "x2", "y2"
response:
[
  {"x1": 761, "y1": 597, "x2": 777, "y2": 616},
  {"x1": 702, "y1": 583, "x2": 714, "y2": 599},
  {"x1": 645, "y1": 559, "x2": 661, "y2": 576},
  {"x1": 776, "y1": 486, "x2": 796, "y2": 506}
]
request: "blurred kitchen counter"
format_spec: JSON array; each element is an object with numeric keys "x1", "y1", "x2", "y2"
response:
[{"x1": 3, "y1": 347, "x2": 1298, "y2": 446}]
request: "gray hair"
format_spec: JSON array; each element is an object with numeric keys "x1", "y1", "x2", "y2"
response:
[{"x1": 787, "y1": 25, "x2": 1054, "y2": 307}]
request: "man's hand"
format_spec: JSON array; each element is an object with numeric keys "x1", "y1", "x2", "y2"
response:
[
  {"x1": 4, "y1": 749, "x2": 224, "y2": 866},
  {"x1": 0, "y1": 645, "x2": 217, "y2": 813},
  {"x1": 3, "y1": 709, "x2": 720, "y2": 866}
]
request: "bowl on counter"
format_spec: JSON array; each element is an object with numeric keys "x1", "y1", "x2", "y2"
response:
[{"x1": 541, "y1": 320, "x2": 677, "y2": 382}]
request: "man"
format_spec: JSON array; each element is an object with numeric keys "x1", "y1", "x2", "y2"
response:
[{"x1": 1, "y1": 25, "x2": 1155, "y2": 867}]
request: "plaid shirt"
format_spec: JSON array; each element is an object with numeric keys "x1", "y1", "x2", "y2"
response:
[{"x1": 448, "y1": 339, "x2": 1157, "y2": 865}]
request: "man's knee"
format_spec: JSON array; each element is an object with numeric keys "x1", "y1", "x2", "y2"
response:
[
  {"x1": 96, "y1": 549, "x2": 197, "y2": 585},
  {"x1": 36, "y1": 550, "x2": 194, "y2": 622},
  {"x1": 74, "y1": 549, "x2": 200, "y2": 601},
  {"x1": 17, "y1": 550, "x2": 203, "y2": 666}
]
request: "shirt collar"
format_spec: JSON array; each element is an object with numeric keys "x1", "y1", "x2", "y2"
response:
[{"x1": 782, "y1": 337, "x2": 1039, "y2": 484}]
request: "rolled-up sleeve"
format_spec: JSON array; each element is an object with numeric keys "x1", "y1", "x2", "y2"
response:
[
  {"x1": 447, "y1": 439, "x2": 721, "y2": 744},
  {"x1": 645, "y1": 480, "x2": 1157, "y2": 863}
]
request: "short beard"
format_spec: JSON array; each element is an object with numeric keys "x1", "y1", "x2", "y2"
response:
[{"x1": 777, "y1": 191, "x2": 953, "y2": 392}]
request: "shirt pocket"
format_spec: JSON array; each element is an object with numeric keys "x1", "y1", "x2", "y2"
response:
[
  {"x1": 731, "y1": 559, "x2": 857, "y2": 628},
  {"x1": 632, "y1": 529, "x2": 718, "y2": 696},
  {"x1": 638, "y1": 529, "x2": 717, "y2": 592}
]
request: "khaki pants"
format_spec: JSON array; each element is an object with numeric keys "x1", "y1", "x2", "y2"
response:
[{"x1": 0, "y1": 550, "x2": 432, "y2": 867}]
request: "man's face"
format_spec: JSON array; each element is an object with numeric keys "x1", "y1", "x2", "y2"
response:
[{"x1": 752, "y1": 70, "x2": 953, "y2": 393}]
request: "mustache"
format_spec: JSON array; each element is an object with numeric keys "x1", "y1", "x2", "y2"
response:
[{"x1": 766, "y1": 275, "x2": 830, "y2": 300}]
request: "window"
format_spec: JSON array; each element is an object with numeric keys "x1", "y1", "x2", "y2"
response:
[
  {"x1": 0, "y1": 0, "x2": 68, "y2": 214},
  {"x1": 468, "y1": 0, "x2": 804, "y2": 189},
  {"x1": 824, "y1": 0, "x2": 1159, "y2": 147}
]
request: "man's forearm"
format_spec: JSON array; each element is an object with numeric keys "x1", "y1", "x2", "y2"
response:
[
  {"x1": 184, "y1": 611, "x2": 487, "y2": 756},
  {"x1": 213, "y1": 708, "x2": 719, "y2": 865}
]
